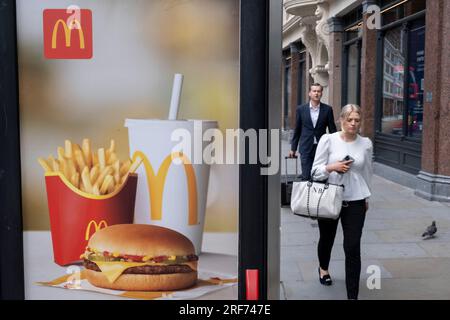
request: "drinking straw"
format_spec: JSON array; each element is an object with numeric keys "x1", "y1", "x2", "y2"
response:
[{"x1": 168, "y1": 73, "x2": 183, "y2": 120}]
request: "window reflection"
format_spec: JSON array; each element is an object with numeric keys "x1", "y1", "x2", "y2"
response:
[
  {"x1": 381, "y1": 27, "x2": 405, "y2": 135},
  {"x1": 406, "y1": 19, "x2": 425, "y2": 138},
  {"x1": 346, "y1": 42, "x2": 360, "y2": 105},
  {"x1": 380, "y1": 17, "x2": 425, "y2": 138}
]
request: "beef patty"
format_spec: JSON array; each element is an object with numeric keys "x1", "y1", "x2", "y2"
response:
[{"x1": 83, "y1": 259, "x2": 195, "y2": 275}]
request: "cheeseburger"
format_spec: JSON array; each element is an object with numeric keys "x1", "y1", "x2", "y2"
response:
[{"x1": 82, "y1": 224, "x2": 198, "y2": 291}]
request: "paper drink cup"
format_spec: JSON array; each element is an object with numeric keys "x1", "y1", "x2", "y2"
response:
[{"x1": 125, "y1": 119, "x2": 218, "y2": 254}]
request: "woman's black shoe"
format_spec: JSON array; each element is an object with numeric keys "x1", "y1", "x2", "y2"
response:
[{"x1": 318, "y1": 267, "x2": 332, "y2": 286}]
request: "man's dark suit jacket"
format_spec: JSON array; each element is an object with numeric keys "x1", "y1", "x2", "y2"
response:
[{"x1": 291, "y1": 102, "x2": 337, "y2": 155}]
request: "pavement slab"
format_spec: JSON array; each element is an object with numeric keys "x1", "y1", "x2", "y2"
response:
[{"x1": 380, "y1": 258, "x2": 450, "y2": 279}]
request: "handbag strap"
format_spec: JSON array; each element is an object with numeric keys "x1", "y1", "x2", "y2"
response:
[
  {"x1": 306, "y1": 182, "x2": 311, "y2": 218},
  {"x1": 306, "y1": 179, "x2": 330, "y2": 219},
  {"x1": 315, "y1": 183, "x2": 328, "y2": 219}
]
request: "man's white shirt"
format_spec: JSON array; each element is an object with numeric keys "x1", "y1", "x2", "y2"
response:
[{"x1": 310, "y1": 101, "x2": 320, "y2": 144}]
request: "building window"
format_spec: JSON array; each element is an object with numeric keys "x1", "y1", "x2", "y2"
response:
[
  {"x1": 377, "y1": 13, "x2": 425, "y2": 138},
  {"x1": 381, "y1": 26, "x2": 405, "y2": 135},
  {"x1": 282, "y1": 45, "x2": 306, "y2": 130},
  {"x1": 344, "y1": 41, "x2": 361, "y2": 106},
  {"x1": 342, "y1": 12, "x2": 362, "y2": 107},
  {"x1": 406, "y1": 18, "x2": 425, "y2": 138},
  {"x1": 380, "y1": 0, "x2": 426, "y2": 26},
  {"x1": 342, "y1": 6, "x2": 362, "y2": 31}
]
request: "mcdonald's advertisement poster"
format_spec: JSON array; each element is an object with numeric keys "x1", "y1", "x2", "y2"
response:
[{"x1": 18, "y1": 0, "x2": 239, "y2": 299}]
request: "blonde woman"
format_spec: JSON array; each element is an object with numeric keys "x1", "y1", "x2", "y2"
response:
[{"x1": 311, "y1": 104, "x2": 373, "y2": 300}]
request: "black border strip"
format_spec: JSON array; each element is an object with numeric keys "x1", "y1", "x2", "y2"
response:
[
  {"x1": 0, "y1": 0, "x2": 25, "y2": 300},
  {"x1": 239, "y1": 0, "x2": 269, "y2": 300}
]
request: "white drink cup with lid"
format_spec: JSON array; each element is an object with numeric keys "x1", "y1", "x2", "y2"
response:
[{"x1": 124, "y1": 74, "x2": 217, "y2": 254}]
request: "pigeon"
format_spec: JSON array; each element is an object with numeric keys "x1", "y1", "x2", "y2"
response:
[{"x1": 422, "y1": 221, "x2": 437, "y2": 239}]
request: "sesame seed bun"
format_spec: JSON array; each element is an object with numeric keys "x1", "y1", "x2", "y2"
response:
[{"x1": 88, "y1": 224, "x2": 195, "y2": 257}]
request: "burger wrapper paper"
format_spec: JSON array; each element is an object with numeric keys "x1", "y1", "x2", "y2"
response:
[{"x1": 36, "y1": 270, "x2": 237, "y2": 300}]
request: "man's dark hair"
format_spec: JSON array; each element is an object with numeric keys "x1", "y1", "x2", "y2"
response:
[{"x1": 309, "y1": 83, "x2": 323, "y2": 92}]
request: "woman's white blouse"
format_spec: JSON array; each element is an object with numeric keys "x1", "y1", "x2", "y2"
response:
[{"x1": 311, "y1": 132, "x2": 373, "y2": 201}]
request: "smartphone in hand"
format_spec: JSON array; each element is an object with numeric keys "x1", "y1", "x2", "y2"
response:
[
  {"x1": 338, "y1": 155, "x2": 354, "y2": 174},
  {"x1": 342, "y1": 155, "x2": 355, "y2": 163}
]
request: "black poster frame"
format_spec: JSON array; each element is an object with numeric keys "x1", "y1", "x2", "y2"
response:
[
  {"x1": 0, "y1": 0, "x2": 24, "y2": 300},
  {"x1": 0, "y1": 0, "x2": 280, "y2": 300}
]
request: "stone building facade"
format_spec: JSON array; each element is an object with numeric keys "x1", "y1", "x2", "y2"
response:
[{"x1": 282, "y1": 0, "x2": 450, "y2": 202}]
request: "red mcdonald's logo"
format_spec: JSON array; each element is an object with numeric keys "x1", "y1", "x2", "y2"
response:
[{"x1": 43, "y1": 8, "x2": 93, "y2": 59}]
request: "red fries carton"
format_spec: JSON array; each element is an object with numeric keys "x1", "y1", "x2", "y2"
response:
[{"x1": 44, "y1": 172, "x2": 137, "y2": 266}]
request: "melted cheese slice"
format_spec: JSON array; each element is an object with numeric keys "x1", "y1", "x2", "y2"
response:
[{"x1": 93, "y1": 261, "x2": 198, "y2": 283}]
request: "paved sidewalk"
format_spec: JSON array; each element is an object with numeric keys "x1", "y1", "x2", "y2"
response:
[{"x1": 280, "y1": 138, "x2": 450, "y2": 300}]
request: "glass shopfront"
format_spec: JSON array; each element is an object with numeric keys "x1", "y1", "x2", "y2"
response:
[
  {"x1": 380, "y1": 18, "x2": 425, "y2": 138},
  {"x1": 374, "y1": 0, "x2": 426, "y2": 174}
]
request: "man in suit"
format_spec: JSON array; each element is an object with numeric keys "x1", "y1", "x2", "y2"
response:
[{"x1": 288, "y1": 83, "x2": 337, "y2": 180}]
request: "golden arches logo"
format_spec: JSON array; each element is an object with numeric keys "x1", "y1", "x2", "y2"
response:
[
  {"x1": 85, "y1": 220, "x2": 108, "y2": 241},
  {"x1": 132, "y1": 151, "x2": 198, "y2": 225},
  {"x1": 51, "y1": 19, "x2": 85, "y2": 49}
]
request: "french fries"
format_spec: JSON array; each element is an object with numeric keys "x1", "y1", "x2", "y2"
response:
[
  {"x1": 65, "y1": 140, "x2": 73, "y2": 158},
  {"x1": 89, "y1": 165, "x2": 100, "y2": 183},
  {"x1": 38, "y1": 158, "x2": 52, "y2": 173},
  {"x1": 81, "y1": 166, "x2": 93, "y2": 194},
  {"x1": 121, "y1": 156, "x2": 143, "y2": 184},
  {"x1": 37, "y1": 139, "x2": 141, "y2": 196},
  {"x1": 82, "y1": 138, "x2": 92, "y2": 168},
  {"x1": 74, "y1": 150, "x2": 86, "y2": 172},
  {"x1": 100, "y1": 175, "x2": 114, "y2": 194},
  {"x1": 98, "y1": 148, "x2": 106, "y2": 170},
  {"x1": 71, "y1": 172, "x2": 80, "y2": 189},
  {"x1": 48, "y1": 155, "x2": 59, "y2": 171}
]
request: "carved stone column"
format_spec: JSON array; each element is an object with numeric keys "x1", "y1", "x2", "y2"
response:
[
  {"x1": 298, "y1": 16, "x2": 318, "y2": 66},
  {"x1": 327, "y1": 16, "x2": 344, "y2": 124},
  {"x1": 311, "y1": 1, "x2": 331, "y2": 103},
  {"x1": 285, "y1": 1, "x2": 332, "y2": 104}
]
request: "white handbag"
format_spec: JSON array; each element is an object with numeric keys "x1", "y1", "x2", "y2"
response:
[{"x1": 290, "y1": 176, "x2": 344, "y2": 220}]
